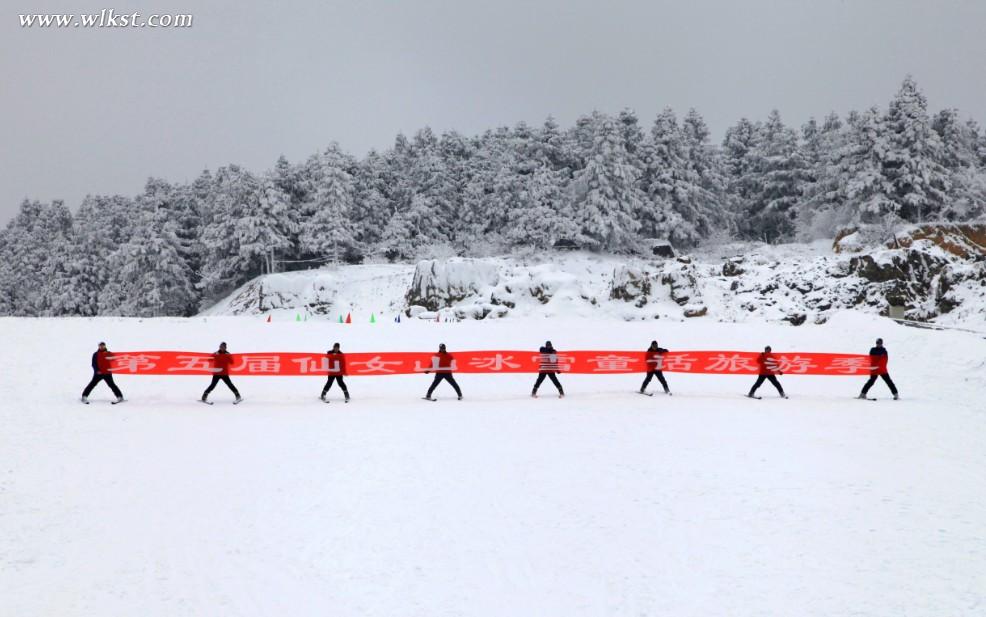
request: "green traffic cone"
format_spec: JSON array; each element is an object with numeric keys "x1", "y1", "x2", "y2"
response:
[
  {"x1": 296, "y1": 314, "x2": 301, "y2": 322},
  {"x1": 370, "y1": 313, "x2": 376, "y2": 323},
  {"x1": 339, "y1": 315, "x2": 344, "y2": 323}
]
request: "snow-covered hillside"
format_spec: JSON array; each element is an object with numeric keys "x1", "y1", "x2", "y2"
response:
[
  {"x1": 203, "y1": 237, "x2": 986, "y2": 330},
  {"x1": 2, "y1": 312, "x2": 985, "y2": 616}
]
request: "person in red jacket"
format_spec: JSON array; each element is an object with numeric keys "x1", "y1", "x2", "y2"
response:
[
  {"x1": 424, "y1": 343, "x2": 462, "y2": 400},
  {"x1": 81, "y1": 341, "x2": 124, "y2": 403},
  {"x1": 201, "y1": 342, "x2": 241, "y2": 403},
  {"x1": 747, "y1": 345, "x2": 788, "y2": 399},
  {"x1": 640, "y1": 340, "x2": 671, "y2": 395},
  {"x1": 858, "y1": 338, "x2": 899, "y2": 400},
  {"x1": 320, "y1": 342, "x2": 350, "y2": 403}
]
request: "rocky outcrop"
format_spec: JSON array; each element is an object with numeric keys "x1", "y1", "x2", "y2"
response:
[
  {"x1": 722, "y1": 259, "x2": 745, "y2": 277},
  {"x1": 610, "y1": 265, "x2": 653, "y2": 307},
  {"x1": 405, "y1": 259, "x2": 499, "y2": 312}
]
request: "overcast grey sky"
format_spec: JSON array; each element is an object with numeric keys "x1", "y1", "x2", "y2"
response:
[{"x1": 2, "y1": 0, "x2": 985, "y2": 224}]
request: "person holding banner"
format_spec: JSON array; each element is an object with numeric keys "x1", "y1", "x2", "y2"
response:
[
  {"x1": 747, "y1": 345, "x2": 788, "y2": 399},
  {"x1": 424, "y1": 343, "x2": 462, "y2": 401},
  {"x1": 532, "y1": 340, "x2": 565, "y2": 398},
  {"x1": 640, "y1": 340, "x2": 671, "y2": 395},
  {"x1": 201, "y1": 342, "x2": 242, "y2": 404},
  {"x1": 320, "y1": 342, "x2": 350, "y2": 403},
  {"x1": 81, "y1": 341, "x2": 124, "y2": 404},
  {"x1": 858, "y1": 338, "x2": 899, "y2": 400}
]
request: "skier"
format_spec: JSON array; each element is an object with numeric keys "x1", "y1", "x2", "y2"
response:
[
  {"x1": 640, "y1": 340, "x2": 671, "y2": 395},
  {"x1": 201, "y1": 342, "x2": 242, "y2": 404},
  {"x1": 423, "y1": 343, "x2": 462, "y2": 400},
  {"x1": 747, "y1": 345, "x2": 788, "y2": 399},
  {"x1": 320, "y1": 342, "x2": 350, "y2": 403},
  {"x1": 532, "y1": 340, "x2": 564, "y2": 398},
  {"x1": 858, "y1": 338, "x2": 899, "y2": 400},
  {"x1": 81, "y1": 341, "x2": 124, "y2": 403}
]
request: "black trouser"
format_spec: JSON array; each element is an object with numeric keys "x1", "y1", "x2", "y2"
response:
[
  {"x1": 322, "y1": 375, "x2": 349, "y2": 397},
  {"x1": 749, "y1": 374, "x2": 784, "y2": 396},
  {"x1": 861, "y1": 373, "x2": 898, "y2": 396},
  {"x1": 641, "y1": 370, "x2": 669, "y2": 392},
  {"x1": 533, "y1": 371, "x2": 564, "y2": 395},
  {"x1": 203, "y1": 375, "x2": 239, "y2": 399},
  {"x1": 426, "y1": 373, "x2": 461, "y2": 398},
  {"x1": 82, "y1": 373, "x2": 122, "y2": 398}
]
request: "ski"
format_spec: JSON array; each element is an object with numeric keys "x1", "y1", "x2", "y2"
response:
[
  {"x1": 746, "y1": 395, "x2": 762, "y2": 400},
  {"x1": 198, "y1": 400, "x2": 214, "y2": 405},
  {"x1": 637, "y1": 391, "x2": 654, "y2": 397},
  {"x1": 422, "y1": 397, "x2": 437, "y2": 402},
  {"x1": 110, "y1": 399, "x2": 125, "y2": 405},
  {"x1": 233, "y1": 398, "x2": 244, "y2": 405},
  {"x1": 856, "y1": 397, "x2": 877, "y2": 401}
]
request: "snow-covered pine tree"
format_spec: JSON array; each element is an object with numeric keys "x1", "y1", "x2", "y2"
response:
[
  {"x1": 722, "y1": 117, "x2": 763, "y2": 233},
  {"x1": 60, "y1": 194, "x2": 139, "y2": 315},
  {"x1": 571, "y1": 116, "x2": 643, "y2": 252},
  {"x1": 933, "y1": 109, "x2": 986, "y2": 220},
  {"x1": 0, "y1": 200, "x2": 74, "y2": 315},
  {"x1": 0, "y1": 200, "x2": 46, "y2": 314},
  {"x1": 439, "y1": 129, "x2": 475, "y2": 250},
  {"x1": 198, "y1": 164, "x2": 263, "y2": 305},
  {"x1": 299, "y1": 144, "x2": 357, "y2": 264},
  {"x1": 639, "y1": 108, "x2": 685, "y2": 241},
  {"x1": 352, "y1": 150, "x2": 394, "y2": 248},
  {"x1": 640, "y1": 107, "x2": 723, "y2": 247},
  {"x1": 747, "y1": 110, "x2": 810, "y2": 242},
  {"x1": 843, "y1": 107, "x2": 898, "y2": 228},
  {"x1": 504, "y1": 121, "x2": 575, "y2": 249},
  {"x1": 99, "y1": 201, "x2": 197, "y2": 317},
  {"x1": 882, "y1": 76, "x2": 950, "y2": 224},
  {"x1": 394, "y1": 127, "x2": 461, "y2": 252},
  {"x1": 682, "y1": 108, "x2": 732, "y2": 240},
  {"x1": 798, "y1": 112, "x2": 851, "y2": 238}
]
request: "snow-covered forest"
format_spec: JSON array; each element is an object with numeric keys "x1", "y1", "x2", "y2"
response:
[{"x1": 2, "y1": 76, "x2": 985, "y2": 317}]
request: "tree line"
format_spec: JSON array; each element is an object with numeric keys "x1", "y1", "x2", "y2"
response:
[{"x1": 1, "y1": 76, "x2": 984, "y2": 317}]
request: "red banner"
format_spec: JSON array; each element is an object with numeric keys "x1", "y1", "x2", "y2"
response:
[{"x1": 103, "y1": 351, "x2": 877, "y2": 376}]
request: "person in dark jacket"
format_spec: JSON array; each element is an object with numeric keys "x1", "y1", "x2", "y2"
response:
[
  {"x1": 532, "y1": 340, "x2": 564, "y2": 398},
  {"x1": 640, "y1": 340, "x2": 671, "y2": 395},
  {"x1": 202, "y1": 342, "x2": 241, "y2": 403},
  {"x1": 81, "y1": 341, "x2": 124, "y2": 403},
  {"x1": 858, "y1": 338, "x2": 899, "y2": 400},
  {"x1": 747, "y1": 345, "x2": 788, "y2": 398},
  {"x1": 321, "y1": 342, "x2": 350, "y2": 402},
  {"x1": 424, "y1": 343, "x2": 462, "y2": 400}
]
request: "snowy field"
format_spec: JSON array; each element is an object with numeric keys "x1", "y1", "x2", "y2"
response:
[{"x1": 2, "y1": 312, "x2": 985, "y2": 616}]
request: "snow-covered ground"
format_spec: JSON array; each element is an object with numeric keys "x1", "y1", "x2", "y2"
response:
[{"x1": 2, "y1": 312, "x2": 985, "y2": 616}]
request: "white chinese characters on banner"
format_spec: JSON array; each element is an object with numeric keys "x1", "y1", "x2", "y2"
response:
[
  {"x1": 166, "y1": 355, "x2": 217, "y2": 373},
  {"x1": 110, "y1": 354, "x2": 162, "y2": 373},
  {"x1": 703, "y1": 354, "x2": 759, "y2": 373},
  {"x1": 289, "y1": 357, "x2": 341, "y2": 374},
  {"x1": 468, "y1": 354, "x2": 521, "y2": 371},
  {"x1": 350, "y1": 356, "x2": 404, "y2": 374},
  {"x1": 231, "y1": 355, "x2": 282, "y2": 373},
  {"x1": 825, "y1": 357, "x2": 873, "y2": 375},
  {"x1": 587, "y1": 354, "x2": 638, "y2": 372}
]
